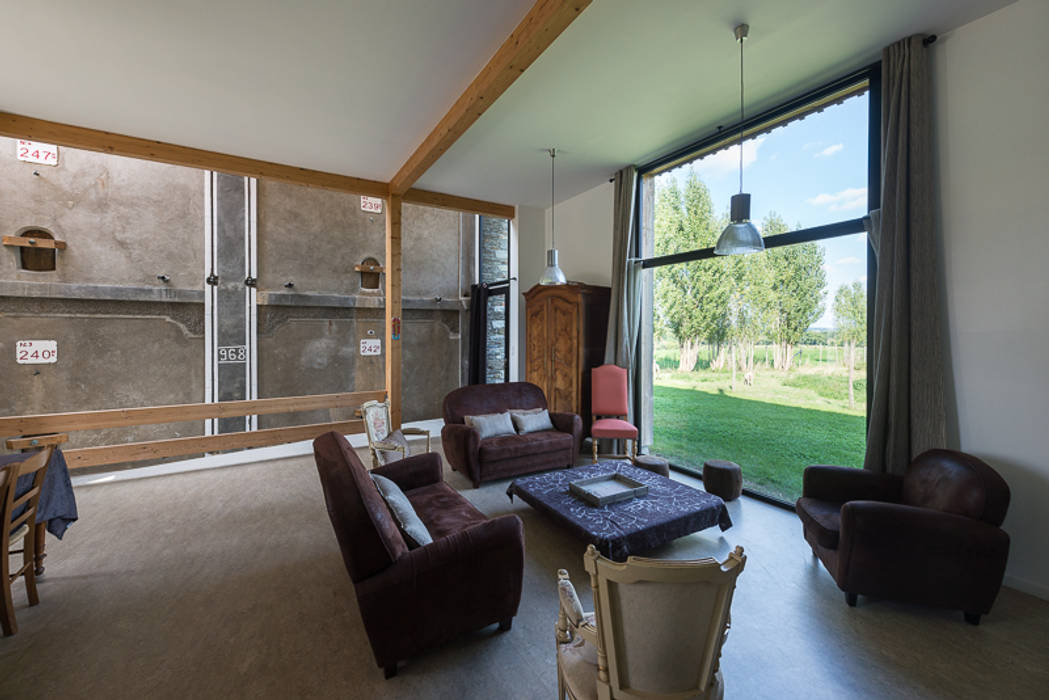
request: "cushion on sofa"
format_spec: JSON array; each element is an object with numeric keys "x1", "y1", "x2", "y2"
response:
[
  {"x1": 796, "y1": 497, "x2": 844, "y2": 550},
  {"x1": 406, "y1": 481, "x2": 490, "y2": 540},
  {"x1": 478, "y1": 430, "x2": 573, "y2": 462},
  {"x1": 371, "y1": 473, "x2": 433, "y2": 548},
  {"x1": 511, "y1": 408, "x2": 555, "y2": 434},
  {"x1": 465, "y1": 412, "x2": 516, "y2": 439}
]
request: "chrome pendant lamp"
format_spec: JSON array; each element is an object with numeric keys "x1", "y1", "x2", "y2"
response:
[
  {"x1": 538, "y1": 147, "x2": 567, "y2": 285},
  {"x1": 715, "y1": 23, "x2": 764, "y2": 256}
]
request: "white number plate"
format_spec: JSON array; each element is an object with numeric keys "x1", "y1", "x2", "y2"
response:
[
  {"x1": 17, "y1": 140, "x2": 59, "y2": 166},
  {"x1": 360, "y1": 339, "x2": 381, "y2": 356},
  {"x1": 361, "y1": 196, "x2": 383, "y2": 213},
  {"x1": 16, "y1": 340, "x2": 58, "y2": 364},
  {"x1": 217, "y1": 345, "x2": 247, "y2": 363}
]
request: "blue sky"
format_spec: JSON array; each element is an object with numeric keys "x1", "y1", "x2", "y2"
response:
[{"x1": 655, "y1": 92, "x2": 869, "y2": 327}]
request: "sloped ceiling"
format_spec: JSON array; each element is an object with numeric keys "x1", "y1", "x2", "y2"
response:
[{"x1": 1, "y1": 0, "x2": 1012, "y2": 208}]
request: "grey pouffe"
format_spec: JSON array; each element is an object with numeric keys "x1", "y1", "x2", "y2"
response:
[
  {"x1": 703, "y1": 460, "x2": 742, "y2": 501},
  {"x1": 631, "y1": 454, "x2": 670, "y2": 478}
]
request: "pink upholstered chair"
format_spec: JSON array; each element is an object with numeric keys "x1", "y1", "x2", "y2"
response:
[{"x1": 590, "y1": 364, "x2": 638, "y2": 463}]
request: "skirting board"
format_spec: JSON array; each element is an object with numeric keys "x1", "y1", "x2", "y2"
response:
[
  {"x1": 72, "y1": 417, "x2": 444, "y2": 487},
  {"x1": 1004, "y1": 574, "x2": 1049, "y2": 602}
]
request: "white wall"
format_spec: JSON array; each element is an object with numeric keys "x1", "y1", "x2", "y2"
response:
[
  {"x1": 932, "y1": 0, "x2": 1049, "y2": 599},
  {"x1": 544, "y1": 181, "x2": 615, "y2": 287}
]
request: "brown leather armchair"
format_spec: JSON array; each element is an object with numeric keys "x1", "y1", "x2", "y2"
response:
[
  {"x1": 796, "y1": 449, "x2": 1010, "y2": 625},
  {"x1": 313, "y1": 431, "x2": 524, "y2": 677},
  {"x1": 441, "y1": 382, "x2": 582, "y2": 488}
]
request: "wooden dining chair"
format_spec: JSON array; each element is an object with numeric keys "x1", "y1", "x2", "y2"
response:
[{"x1": 2, "y1": 446, "x2": 53, "y2": 637}]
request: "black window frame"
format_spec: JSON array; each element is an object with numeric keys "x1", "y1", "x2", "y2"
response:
[{"x1": 635, "y1": 62, "x2": 881, "y2": 508}]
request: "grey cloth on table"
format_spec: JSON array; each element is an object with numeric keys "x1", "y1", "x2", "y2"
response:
[
  {"x1": 2, "y1": 448, "x2": 78, "y2": 539},
  {"x1": 507, "y1": 462, "x2": 731, "y2": 561}
]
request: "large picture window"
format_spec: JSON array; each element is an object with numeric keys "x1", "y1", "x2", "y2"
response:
[{"x1": 639, "y1": 68, "x2": 878, "y2": 504}]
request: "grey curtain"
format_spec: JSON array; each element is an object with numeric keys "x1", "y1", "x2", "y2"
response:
[
  {"x1": 864, "y1": 35, "x2": 946, "y2": 475},
  {"x1": 604, "y1": 165, "x2": 641, "y2": 424}
]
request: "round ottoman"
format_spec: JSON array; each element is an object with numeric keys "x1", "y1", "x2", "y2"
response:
[
  {"x1": 631, "y1": 454, "x2": 670, "y2": 478},
  {"x1": 702, "y1": 460, "x2": 742, "y2": 501}
]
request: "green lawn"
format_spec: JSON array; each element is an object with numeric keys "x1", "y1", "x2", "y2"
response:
[{"x1": 652, "y1": 369, "x2": 866, "y2": 503}]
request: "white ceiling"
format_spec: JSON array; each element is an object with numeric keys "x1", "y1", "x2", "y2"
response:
[{"x1": 2, "y1": 0, "x2": 1012, "y2": 208}]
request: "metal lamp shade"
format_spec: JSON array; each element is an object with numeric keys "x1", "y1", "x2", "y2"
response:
[
  {"x1": 538, "y1": 248, "x2": 567, "y2": 285},
  {"x1": 715, "y1": 193, "x2": 764, "y2": 255}
]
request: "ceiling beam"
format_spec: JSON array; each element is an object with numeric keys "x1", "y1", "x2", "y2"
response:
[
  {"x1": 388, "y1": 0, "x2": 592, "y2": 197},
  {"x1": 0, "y1": 111, "x2": 515, "y2": 218}
]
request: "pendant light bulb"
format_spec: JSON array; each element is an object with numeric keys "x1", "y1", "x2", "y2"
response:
[
  {"x1": 715, "y1": 23, "x2": 764, "y2": 256},
  {"x1": 539, "y1": 147, "x2": 567, "y2": 285}
]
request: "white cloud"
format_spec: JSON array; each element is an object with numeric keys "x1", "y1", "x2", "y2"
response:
[
  {"x1": 693, "y1": 137, "x2": 766, "y2": 177},
  {"x1": 807, "y1": 187, "x2": 867, "y2": 211},
  {"x1": 815, "y1": 143, "x2": 843, "y2": 158},
  {"x1": 835, "y1": 256, "x2": 862, "y2": 265}
]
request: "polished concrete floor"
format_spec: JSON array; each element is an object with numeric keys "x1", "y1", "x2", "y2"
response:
[{"x1": 2, "y1": 447, "x2": 1047, "y2": 699}]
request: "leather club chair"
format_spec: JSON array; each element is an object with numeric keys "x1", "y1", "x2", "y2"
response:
[
  {"x1": 313, "y1": 431, "x2": 525, "y2": 677},
  {"x1": 796, "y1": 449, "x2": 1010, "y2": 624}
]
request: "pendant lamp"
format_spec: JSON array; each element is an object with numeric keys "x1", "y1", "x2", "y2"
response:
[
  {"x1": 538, "y1": 148, "x2": 567, "y2": 285},
  {"x1": 715, "y1": 24, "x2": 764, "y2": 256}
]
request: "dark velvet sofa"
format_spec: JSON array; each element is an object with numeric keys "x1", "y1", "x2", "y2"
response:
[
  {"x1": 796, "y1": 448, "x2": 1010, "y2": 624},
  {"x1": 441, "y1": 382, "x2": 582, "y2": 488},
  {"x1": 313, "y1": 431, "x2": 525, "y2": 677}
]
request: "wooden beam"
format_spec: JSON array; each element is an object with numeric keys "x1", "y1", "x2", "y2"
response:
[
  {"x1": 0, "y1": 111, "x2": 511, "y2": 215},
  {"x1": 63, "y1": 419, "x2": 364, "y2": 469},
  {"x1": 389, "y1": 0, "x2": 591, "y2": 196},
  {"x1": 0, "y1": 390, "x2": 385, "y2": 436},
  {"x1": 386, "y1": 194, "x2": 403, "y2": 429},
  {"x1": 403, "y1": 188, "x2": 515, "y2": 219},
  {"x1": 2, "y1": 235, "x2": 68, "y2": 250}
]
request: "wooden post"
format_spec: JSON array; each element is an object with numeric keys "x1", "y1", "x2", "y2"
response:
[{"x1": 385, "y1": 194, "x2": 403, "y2": 429}]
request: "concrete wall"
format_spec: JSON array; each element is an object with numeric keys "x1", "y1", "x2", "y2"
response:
[
  {"x1": 931, "y1": 0, "x2": 1049, "y2": 598},
  {"x1": 516, "y1": 205, "x2": 547, "y2": 380},
  {"x1": 0, "y1": 137, "x2": 204, "y2": 289},
  {"x1": 1, "y1": 140, "x2": 472, "y2": 462}
]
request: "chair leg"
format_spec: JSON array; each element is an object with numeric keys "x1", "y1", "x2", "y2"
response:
[
  {"x1": 23, "y1": 531, "x2": 39, "y2": 606},
  {"x1": 499, "y1": 617, "x2": 513, "y2": 632},
  {"x1": 383, "y1": 663, "x2": 398, "y2": 679},
  {"x1": 845, "y1": 592, "x2": 858, "y2": 607},
  {"x1": 592, "y1": 439, "x2": 598, "y2": 464},
  {"x1": 964, "y1": 612, "x2": 981, "y2": 626},
  {"x1": 1, "y1": 551, "x2": 15, "y2": 637}
]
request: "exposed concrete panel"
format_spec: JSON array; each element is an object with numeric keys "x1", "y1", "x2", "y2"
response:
[
  {"x1": 403, "y1": 203, "x2": 461, "y2": 300},
  {"x1": 0, "y1": 137, "x2": 204, "y2": 290},
  {"x1": 256, "y1": 180, "x2": 384, "y2": 296},
  {"x1": 0, "y1": 307, "x2": 204, "y2": 449}
]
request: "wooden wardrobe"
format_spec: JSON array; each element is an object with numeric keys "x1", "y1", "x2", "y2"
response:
[{"x1": 524, "y1": 282, "x2": 610, "y2": 433}]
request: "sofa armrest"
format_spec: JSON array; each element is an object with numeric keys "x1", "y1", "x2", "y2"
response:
[
  {"x1": 837, "y1": 501, "x2": 1010, "y2": 610},
  {"x1": 372, "y1": 452, "x2": 443, "y2": 491},
  {"x1": 549, "y1": 412, "x2": 583, "y2": 456},
  {"x1": 354, "y1": 514, "x2": 526, "y2": 667},
  {"x1": 802, "y1": 465, "x2": 902, "y2": 503},
  {"x1": 441, "y1": 423, "x2": 481, "y2": 486}
]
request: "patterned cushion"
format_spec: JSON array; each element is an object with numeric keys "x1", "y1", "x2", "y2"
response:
[
  {"x1": 511, "y1": 408, "x2": 556, "y2": 434},
  {"x1": 371, "y1": 473, "x2": 433, "y2": 548},
  {"x1": 464, "y1": 411, "x2": 516, "y2": 440},
  {"x1": 376, "y1": 428, "x2": 409, "y2": 465}
]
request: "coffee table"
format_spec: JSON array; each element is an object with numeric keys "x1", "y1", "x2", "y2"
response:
[{"x1": 507, "y1": 461, "x2": 732, "y2": 561}]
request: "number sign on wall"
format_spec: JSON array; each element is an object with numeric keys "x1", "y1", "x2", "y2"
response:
[
  {"x1": 16, "y1": 340, "x2": 58, "y2": 364},
  {"x1": 360, "y1": 339, "x2": 382, "y2": 356},
  {"x1": 361, "y1": 196, "x2": 383, "y2": 214},
  {"x1": 17, "y1": 140, "x2": 59, "y2": 166},
  {"x1": 217, "y1": 345, "x2": 247, "y2": 363}
]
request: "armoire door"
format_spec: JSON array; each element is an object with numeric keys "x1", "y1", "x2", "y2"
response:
[
  {"x1": 548, "y1": 294, "x2": 579, "y2": 413},
  {"x1": 526, "y1": 301, "x2": 549, "y2": 396}
]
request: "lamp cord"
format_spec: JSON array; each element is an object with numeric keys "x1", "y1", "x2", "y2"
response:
[
  {"x1": 738, "y1": 32, "x2": 745, "y2": 195},
  {"x1": 550, "y1": 148, "x2": 556, "y2": 248}
]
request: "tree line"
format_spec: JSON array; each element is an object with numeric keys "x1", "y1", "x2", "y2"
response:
[{"x1": 654, "y1": 171, "x2": 866, "y2": 399}]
